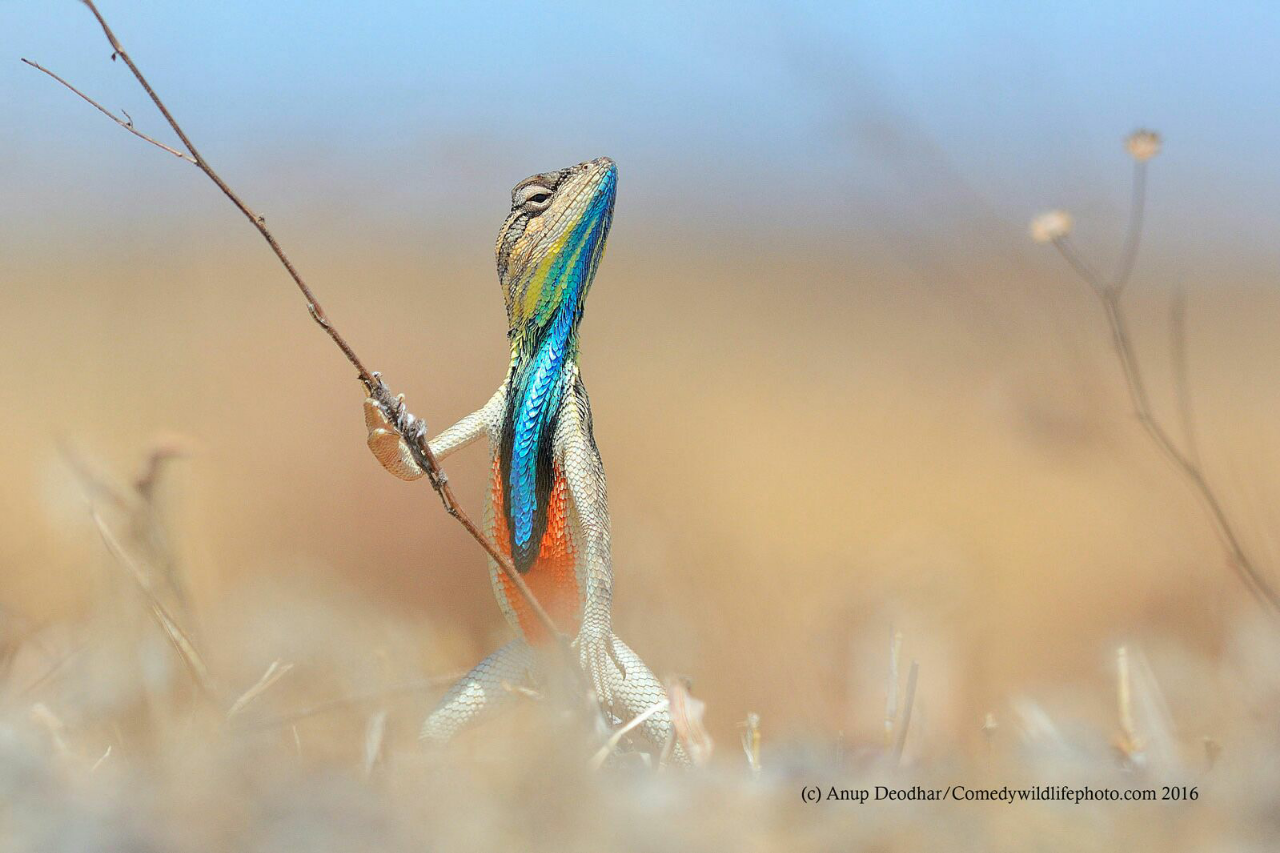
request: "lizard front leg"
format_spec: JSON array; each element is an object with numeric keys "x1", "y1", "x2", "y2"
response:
[{"x1": 364, "y1": 384, "x2": 506, "y2": 479}]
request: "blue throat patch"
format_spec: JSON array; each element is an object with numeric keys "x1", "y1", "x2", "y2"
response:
[{"x1": 500, "y1": 175, "x2": 614, "y2": 573}]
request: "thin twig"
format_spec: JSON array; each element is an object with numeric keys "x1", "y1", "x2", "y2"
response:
[
  {"x1": 27, "y1": 0, "x2": 569, "y2": 652},
  {"x1": 17, "y1": 641, "x2": 88, "y2": 699},
  {"x1": 19, "y1": 58, "x2": 194, "y2": 162},
  {"x1": 1169, "y1": 285, "x2": 1203, "y2": 470},
  {"x1": 1112, "y1": 160, "x2": 1147, "y2": 293},
  {"x1": 1054, "y1": 236, "x2": 1108, "y2": 296}
]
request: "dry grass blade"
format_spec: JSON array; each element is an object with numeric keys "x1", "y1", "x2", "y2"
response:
[
  {"x1": 1115, "y1": 646, "x2": 1139, "y2": 761},
  {"x1": 741, "y1": 712, "x2": 762, "y2": 776},
  {"x1": 29, "y1": 703, "x2": 71, "y2": 757},
  {"x1": 226, "y1": 659, "x2": 294, "y2": 720},
  {"x1": 589, "y1": 699, "x2": 669, "y2": 770},
  {"x1": 892, "y1": 661, "x2": 919, "y2": 765},
  {"x1": 91, "y1": 511, "x2": 217, "y2": 703},
  {"x1": 884, "y1": 627, "x2": 903, "y2": 747},
  {"x1": 1130, "y1": 647, "x2": 1176, "y2": 767},
  {"x1": 90, "y1": 744, "x2": 113, "y2": 772},
  {"x1": 363, "y1": 710, "x2": 388, "y2": 780}
]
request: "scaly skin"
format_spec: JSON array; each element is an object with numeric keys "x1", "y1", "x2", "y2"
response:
[{"x1": 364, "y1": 157, "x2": 679, "y2": 758}]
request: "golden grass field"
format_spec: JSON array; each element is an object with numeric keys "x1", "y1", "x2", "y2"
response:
[{"x1": 4, "y1": 145, "x2": 1280, "y2": 848}]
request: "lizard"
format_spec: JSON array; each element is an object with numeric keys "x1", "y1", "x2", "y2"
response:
[{"x1": 362, "y1": 156, "x2": 680, "y2": 759}]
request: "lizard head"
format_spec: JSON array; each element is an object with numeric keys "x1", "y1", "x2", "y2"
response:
[{"x1": 495, "y1": 157, "x2": 617, "y2": 355}]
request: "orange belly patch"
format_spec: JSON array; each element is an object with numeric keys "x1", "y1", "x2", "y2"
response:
[{"x1": 491, "y1": 459, "x2": 580, "y2": 644}]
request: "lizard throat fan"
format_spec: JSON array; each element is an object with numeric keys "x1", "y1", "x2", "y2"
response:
[{"x1": 494, "y1": 157, "x2": 617, "y2": 573}]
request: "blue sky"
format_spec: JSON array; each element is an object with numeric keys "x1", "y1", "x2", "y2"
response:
[{"x1": 3, "y1": 1, "x2": 1279, "y2": 264}]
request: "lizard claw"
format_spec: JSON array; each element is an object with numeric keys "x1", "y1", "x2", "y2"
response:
[{"x1": 363, "y1": 395, "x2": 426, "y2": 481}]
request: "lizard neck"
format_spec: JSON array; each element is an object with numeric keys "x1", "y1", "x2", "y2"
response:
[
  {"x1": 496, "y1": 158, "x2": 614, "y2": 575},
  {"x1": 500, "y1": 291, "x2": 582, "y2": 574}
]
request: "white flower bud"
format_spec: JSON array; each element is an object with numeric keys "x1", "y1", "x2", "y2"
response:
[
  {"x1": 1125, "y1": 129, "x2": 1161, "y2": 162},
  {"x1": 1029, "y1": 209, "x2": 1073, "y2": 244}
]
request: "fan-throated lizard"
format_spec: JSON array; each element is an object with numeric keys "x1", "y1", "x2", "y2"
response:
[{"x1": 363, "y1": 157, "x2": 678, "y2": 758}]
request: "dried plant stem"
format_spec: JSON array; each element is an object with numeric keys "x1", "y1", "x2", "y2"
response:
[
  {"x1": 226, "y1": 660, "x2": 294, "y2": 720},
  {"x1": 1051, "y1": 160, "x2": 1280, "y2": 614},
  {"x1": 740, "y1": 712, "x2": 762, "y2": 776},
  {"x1": 1116, "y1": 646, "x2": 1137, "y2": 751},
  {"x1": 891, "y1": 660, "x2": 919, "y2": 765},
  {"x1": 92, "y1": 511, "x2": 218, "y2": 703},
  {"x1": 1112, "y1": 160, "x2": 1147, "y2": 293},
  {"x1": 883, "y1": 628, "x2": 902, "y2": 748},
  {"x1": 1169, "y1": 286, "x2": 1203, "y2": 470},
  {"x1": 26, "y1": 1, "x2": 568, "y2": 651}
]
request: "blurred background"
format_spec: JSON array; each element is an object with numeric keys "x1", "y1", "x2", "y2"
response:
[{"x1": 3, "y1": 0, "x2": 1280, "y2": 824}]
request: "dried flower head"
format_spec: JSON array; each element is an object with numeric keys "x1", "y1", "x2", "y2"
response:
[
  {"x1": 1029, "y1": 209, "x2": 1073, "y2": 244},
  {"x1": 1125, "y1": 129, "x2": 1161, "y2": 162}
]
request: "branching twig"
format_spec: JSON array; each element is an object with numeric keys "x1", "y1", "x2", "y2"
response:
[
  {"x1": 20, "y1": 58, "x2": 194, "y2": 163},
  {"x1": 26, "y1": 0, "x2": 570, "y2": 652},
  {"x1": 1042, "y1": 141, "x2": 1280, "y2": 614}
]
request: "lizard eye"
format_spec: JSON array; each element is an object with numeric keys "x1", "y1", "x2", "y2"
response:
[{"x1": 513, "y1": 183, "x2": 555, "y2": 214}]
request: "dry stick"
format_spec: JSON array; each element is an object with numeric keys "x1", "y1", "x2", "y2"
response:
[
  {"x1": 26, "y1": 0, "x2": 568, "y2": 651},
  {"x1": 1050, "y1": 161, "x2": 1280, "y2": 614}
]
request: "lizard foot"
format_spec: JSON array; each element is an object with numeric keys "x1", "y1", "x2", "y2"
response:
[{"x1": 363, "y1": 394, "x2": 425, "y2": 481}]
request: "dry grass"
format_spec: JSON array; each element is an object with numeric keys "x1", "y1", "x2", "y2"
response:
[{"x1": 2, "y1": 435, "x2": 1279, "y2": 850}]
